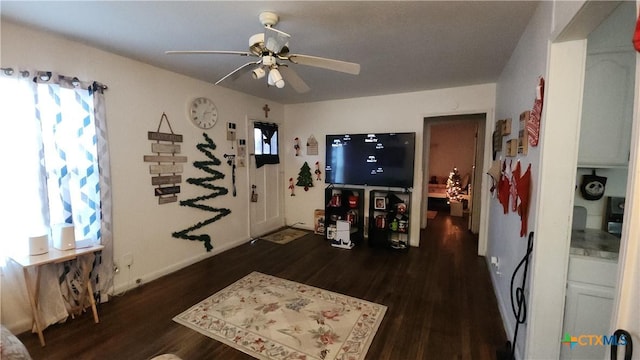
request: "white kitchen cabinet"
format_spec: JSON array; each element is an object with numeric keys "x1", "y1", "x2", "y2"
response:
[
  {"x1": 560, "y1": 281, "x2": 615, "y2": 359},
  {"x1": 578, "y1": 2, "x2": 635, "y2": 168},
  {"x1": 578, "y1": 50, "x2": 635, "y2": 167},
  {"x1": 561, "y1": 255, "x2": 617, "y2": 359}
]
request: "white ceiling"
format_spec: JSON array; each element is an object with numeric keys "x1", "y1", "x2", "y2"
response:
[{"x1": 1, "y1": 1, "x2": 539, "y2": 104}]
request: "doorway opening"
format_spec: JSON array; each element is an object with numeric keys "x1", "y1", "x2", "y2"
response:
[{"x1": 422, "y1": 113, "x2": 487, "y2": 234}]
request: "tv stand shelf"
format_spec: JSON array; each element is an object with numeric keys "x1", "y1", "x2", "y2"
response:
[
  {"x1": 368, "y1": 190, "x2": 411, "y2": 250},
  {"x1": 324, "y1": 186, "x2": 364, "y2": 245}
]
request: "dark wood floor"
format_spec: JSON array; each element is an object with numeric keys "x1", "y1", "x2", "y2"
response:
[{"x1": 19, "y1": 212, "x2": 506, "y2": 359}]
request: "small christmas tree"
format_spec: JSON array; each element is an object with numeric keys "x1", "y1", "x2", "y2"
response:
[
  {"x1": 296, "y1": 161, "x2": 314, "y2": 191},
  {"x1": 446, "y1": 167, "x2": 463, "y2": 202}
]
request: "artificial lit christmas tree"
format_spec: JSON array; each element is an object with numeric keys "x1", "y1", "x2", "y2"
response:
[
  {"x1": 296, "y1": 161, "x2": 314, "y2": 191},
  {"x1": 446, "y1": 167, "x2": 463, "y2": 202}
]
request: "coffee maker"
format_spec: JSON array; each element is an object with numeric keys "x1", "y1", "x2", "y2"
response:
[{"x1": 605, "y1": 197, "x2": 625, "y2": 237}]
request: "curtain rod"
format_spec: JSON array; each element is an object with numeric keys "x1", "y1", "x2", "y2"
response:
[
  {"x1": 1, "y1": 67, "x2": 29, "y2": 77},
  {"x1": 0, "y1": 67, "x2": 108, "y2": 90}
]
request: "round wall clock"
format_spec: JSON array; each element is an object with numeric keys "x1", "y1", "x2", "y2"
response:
[{"x1": 189, "y1": 97, "x2": 218, "y2": 129}]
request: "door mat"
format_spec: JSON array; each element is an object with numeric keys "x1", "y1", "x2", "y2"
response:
[
  {"x1": 260, "y1": 228, "x2": 310, "y2": 245},
  {"x1": 427, "y1": 210, "x2": 438, "y2": 219}
]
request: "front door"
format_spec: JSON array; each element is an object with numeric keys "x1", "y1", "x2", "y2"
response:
[{"x1": 248, "y1": 119, "x2": 284, "y2": 238}]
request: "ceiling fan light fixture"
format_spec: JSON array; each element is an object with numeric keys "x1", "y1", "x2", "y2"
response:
[
  {"x1": 252, "y1": 67, "x2": 266, "y2": 79},
  {"x1": 249, "y1": 33, "x2": 265, "y2": 56},
  {"x1": 249, "y1": 33, "x2": 264, "y2": 46},
  {"x1": 262, "y1": 55, "x2": 276, "y2": 66},
  {"x1": 268, "y1": 68, "x2": 285, "y2": 88}
]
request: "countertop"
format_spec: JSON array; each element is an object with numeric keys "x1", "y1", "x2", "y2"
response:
[{"x1": 570, "y1": 229, "x2": 620, "y2": 261}]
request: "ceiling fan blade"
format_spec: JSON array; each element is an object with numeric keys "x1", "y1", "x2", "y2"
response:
[
  {"x1": 215, "y1": 61, "x2": 260, "y2": 85},
  {"x1": 287, "y1": 54, "x2": 360, "y2": 75},
  {"x1": 165, "y1": 50, "x2": 255, "y2": 57},
  {"x1": 279, "y1": 67, "x2": 311, "y2": 93},
  {"x1": 264, "y1": 27, "x2": 291, "y2": 54}
]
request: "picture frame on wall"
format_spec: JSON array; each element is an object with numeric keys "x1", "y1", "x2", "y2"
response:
[{"x1": 374, "y1": 196, "x2": 386, "y2": 210}]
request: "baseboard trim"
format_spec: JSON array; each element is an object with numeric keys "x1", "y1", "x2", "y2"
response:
[
  {"x1": 486, "y1": 256, "x2": 525, "y2": 359},
  {"x1": 111, "y1": 236, "x2": 249, "y2": 296}
]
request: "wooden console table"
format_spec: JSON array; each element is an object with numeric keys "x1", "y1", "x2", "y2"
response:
[{"x1": 9, "y1": 244, "x2": 104, "y2": 346}]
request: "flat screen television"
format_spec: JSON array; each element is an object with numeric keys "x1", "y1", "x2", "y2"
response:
[{"x1": 325, "y1": 132, "x2": 416, "y2": 188}]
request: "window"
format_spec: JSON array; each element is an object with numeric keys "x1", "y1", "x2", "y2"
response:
[
  {"x1": 0, "y1": 74, "x2": 102, "y2": 261},
  {"x1": 254, "y1": 121, "x2": 280, "y2": 168}
]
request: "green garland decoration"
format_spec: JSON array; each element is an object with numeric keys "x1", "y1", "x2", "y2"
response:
[{"x1": 172, "y1": 133, "x2": 231, "y2": 251}]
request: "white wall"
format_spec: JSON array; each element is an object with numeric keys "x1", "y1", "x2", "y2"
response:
[
  {"x1": 429, "y1": 121, "x2": 478, "y2": 182},
  {"x1": 0, "y1": 20, "x2": 282, "y2": 332},
  {"x1": 282, "y1": 84, "x2": 496, "y2": 247},
  {"x1": 488, "y1": 2, "x2": 551, "y2": 358}
]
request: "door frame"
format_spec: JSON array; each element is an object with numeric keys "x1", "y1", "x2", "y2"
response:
[{"x1": 421, "y1": 110, "x2": 492, "y2": 256}]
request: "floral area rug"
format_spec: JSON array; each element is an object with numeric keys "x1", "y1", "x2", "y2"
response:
[
  {"x1": 173, "y1": 272, "x2": 387, "y2": 360},
  {"x1": 260, "y1": 228, "x2": 310, "y2": 245}
]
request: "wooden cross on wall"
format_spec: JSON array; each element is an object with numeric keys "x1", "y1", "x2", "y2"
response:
[{"x1": 263, "y1": 104, "x2": 270, "y2": 118}]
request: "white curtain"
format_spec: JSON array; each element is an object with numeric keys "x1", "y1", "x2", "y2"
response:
[
  {"x1": 92, "y1": 80, "x2": 114, "y2": 302},
  {"x1": 0, "y1": 68, "x2": 113, "y2": 330}
]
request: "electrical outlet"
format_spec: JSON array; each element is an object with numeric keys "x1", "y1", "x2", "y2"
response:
[
  {"x1": 490, "y1": 256, "x2": 500, "y2": 269},
  {"x1": 123, "y1": 253, "x2": 133, "y2": 266}
]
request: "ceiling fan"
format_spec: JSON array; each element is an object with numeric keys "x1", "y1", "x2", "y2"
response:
[{"x1": 166, "y1": 11, "x2": 360, "y2": 93}]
